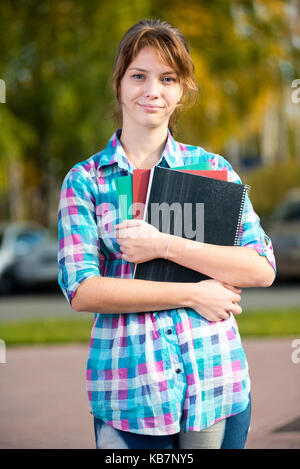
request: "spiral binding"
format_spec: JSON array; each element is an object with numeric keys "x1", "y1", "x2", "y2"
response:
[{"x1": 234, "y1": 184, "x2": 251, "y2": 246}]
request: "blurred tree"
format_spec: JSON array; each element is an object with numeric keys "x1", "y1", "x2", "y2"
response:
[
  {"x1": 0, "y1": 0, "x2": 299, "y2": 224},
  {"x1": 161, "y1": 0, "x2": 300, "y2": 158},
  {"x1": 0, "y1": 0, "x2": 152, "y2": 224},
  {"x1": 0, "y1": 106, "x2": 36, "y2": 220}
]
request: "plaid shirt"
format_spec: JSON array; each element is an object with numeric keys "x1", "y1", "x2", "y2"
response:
[{"x1": 58, "y1": 128, "x2": 276, "y2": 435}]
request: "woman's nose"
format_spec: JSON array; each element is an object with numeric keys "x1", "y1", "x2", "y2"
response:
[{"x1": 144, "y1": 79, "x2": 160, "y2": 98}]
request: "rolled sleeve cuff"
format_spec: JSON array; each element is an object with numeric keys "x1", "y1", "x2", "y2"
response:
[
  {"x1": 245, "y1": 237, "x2": 277, "y2": 276},
  {"x1": 58, "y1": 264, "x2": 101, "y2": 306}
]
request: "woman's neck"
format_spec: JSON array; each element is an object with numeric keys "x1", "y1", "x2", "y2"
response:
[{"x1": 119, "y1": 123, "x2": 169, "y2": 169}]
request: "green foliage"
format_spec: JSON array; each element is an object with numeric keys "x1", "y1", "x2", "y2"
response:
[{"x1": 241, "y1": 162, "x2": 300, "y2": 215}]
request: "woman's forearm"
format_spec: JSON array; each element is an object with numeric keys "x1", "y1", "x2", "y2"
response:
[
  {"x1": 71, "y1": 275, "x2": 193, "y2": 314},
  {"x1": 162, "y1": 235, "x2": 275, "y2": 288}
]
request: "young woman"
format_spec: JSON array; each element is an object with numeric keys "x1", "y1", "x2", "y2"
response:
[{"x1": 57, "y1": 19, "x2": 276, "y2": 449}]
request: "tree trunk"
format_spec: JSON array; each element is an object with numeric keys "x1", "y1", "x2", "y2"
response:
[{"x1": 8, "y1": 158, "x2": 24, "y2": 221}]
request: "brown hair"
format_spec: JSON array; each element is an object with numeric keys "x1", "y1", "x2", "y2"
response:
[{"x1": 112, "y1": 19, "x2": 198, "y2": 134}]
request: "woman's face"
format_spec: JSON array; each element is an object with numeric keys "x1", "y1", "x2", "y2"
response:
[{"x1": 120, "y1": 46, "x2": 183, "y2": 130}]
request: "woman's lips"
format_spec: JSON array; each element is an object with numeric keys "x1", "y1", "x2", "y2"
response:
[{"x1": 139, "y1": 104, "x2": 163, "y2": 112}]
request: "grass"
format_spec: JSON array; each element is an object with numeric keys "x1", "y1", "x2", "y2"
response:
[
  {"x1": 0, "y1": 317, "x2": 93, "y2": 346},
  {"x1": 0, "y1": 308, "x2": 300, "y2": 346},
  {"x1": 236, "y1": 308, "x2": 300, "y2": 337}
]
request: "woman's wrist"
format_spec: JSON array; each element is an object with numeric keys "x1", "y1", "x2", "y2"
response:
[
  {"x1": 157, "y1": 233, "x2": 172, "y2": 259},
  {"x1": 181, "y1": 282, "x2": 198, "y2": 310}
]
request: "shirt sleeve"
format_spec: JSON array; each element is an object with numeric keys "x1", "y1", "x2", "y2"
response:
[
  {"x1": 239, "y1": 191, "x2": 276, "y2": 274},
  {"x1": 212, "y1": 154, "x2": 277, "y2": 275},
  {"x1": 57, "y1": 166, "x2": 101, "y2": 305}
]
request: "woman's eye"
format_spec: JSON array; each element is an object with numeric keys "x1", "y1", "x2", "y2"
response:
[
  {"x1": 131, "y1": 74, "x2": 176, "y2": 82},
  {"x1": 162, "y1": 77, "x2": 176, "y2": 83}
]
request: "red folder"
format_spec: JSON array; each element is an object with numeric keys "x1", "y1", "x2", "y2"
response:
[{"x1": 132, "y1": 169, "x2": 228, "y2": 219}]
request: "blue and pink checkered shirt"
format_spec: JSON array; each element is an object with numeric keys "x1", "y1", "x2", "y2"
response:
[{"x1": 57, "y1": 128, "x2": 276, "y2": 435}]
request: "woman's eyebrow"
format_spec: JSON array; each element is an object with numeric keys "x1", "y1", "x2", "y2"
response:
[{"x1": 128, "y1": 67, "x2": 177, "y2": 75}]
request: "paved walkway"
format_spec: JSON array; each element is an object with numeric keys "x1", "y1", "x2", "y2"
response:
[{"x1": 0, "y1": 339, "x2": 299, "y2": 449}]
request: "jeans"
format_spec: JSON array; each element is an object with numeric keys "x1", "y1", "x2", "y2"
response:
[{"x1": 94, "y1": 394, "x2": 251, "y2": 450}]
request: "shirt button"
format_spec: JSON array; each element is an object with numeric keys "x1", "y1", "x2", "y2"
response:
[
  {"x1": 167, "y1": 329, "x2": 172, "y2": 335},
  {"x1": 175, "y1": 368, "x2": 182, "y2": 374}
]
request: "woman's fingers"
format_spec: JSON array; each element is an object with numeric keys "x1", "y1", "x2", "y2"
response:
[
  {"x1": 115, "y1": 221, "x2": 159, "y2": 240},
  {"x1": 234, "y1": 293, "x2": 242, "y2": 303},
  {"x1": 192, "y1": 279, "x2": 243, "y2": 322},
  {"x1": 229, "y1": 302, "x2": 243, "y2": 315},
  {"x1": 220, "y1": 311, "x2": 231, "y2": 320},
  {"x1": 222, "y1": 283, "x2": 242, "y2": 294},
  {"x1": 115, "y1": 219, "x2": 142, "y2": 229},
  {"x1": 222, "y1": 282, "x2": 243, "y2": 316}
]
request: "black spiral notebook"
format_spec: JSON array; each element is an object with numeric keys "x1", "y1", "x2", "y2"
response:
[{"x1": 133, "y1": 166, "x2": 250, "y2": 283}]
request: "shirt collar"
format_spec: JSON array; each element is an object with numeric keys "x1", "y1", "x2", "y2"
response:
[{"x1": 97, "y1": 128, "x2": 181, "y2": 174}]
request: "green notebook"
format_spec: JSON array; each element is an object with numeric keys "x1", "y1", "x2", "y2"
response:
[
  {"x1": 172, "y1": 162, "x2": 211, "y2": 171},
  {"x1": 114, "y1": 175, "x2": 133, "y2": 222}
]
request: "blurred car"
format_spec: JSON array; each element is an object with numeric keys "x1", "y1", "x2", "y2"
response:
[
  {"x1": 266, "y1": 189, "x2": 300, "y2": 279},
  {"x1": 0, "y1": 221, "x2": 58, "y2": 294}
]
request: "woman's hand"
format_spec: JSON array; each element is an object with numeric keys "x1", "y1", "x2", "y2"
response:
[
  {"x1": 115, "y1": 219, "x2": 166, "y2": 263},
  {"x1": 189, "y1": 279, "x2": 242, "y2": 322}
]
